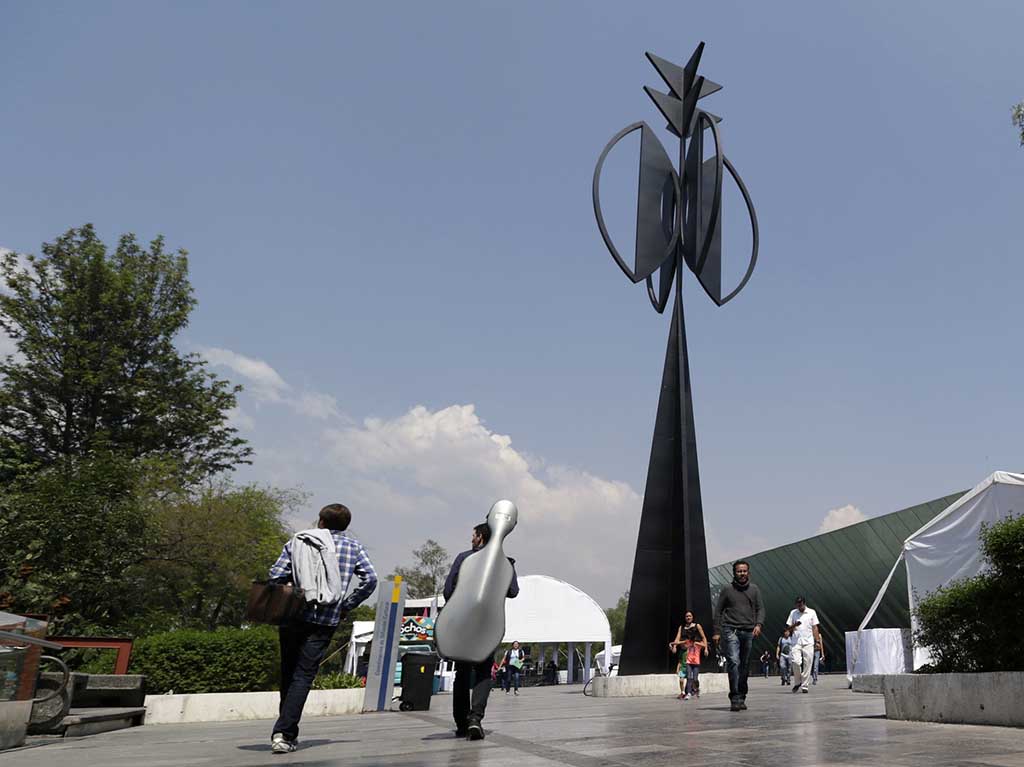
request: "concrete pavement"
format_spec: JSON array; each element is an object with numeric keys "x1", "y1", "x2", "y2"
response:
[{"x1": 3, "y1": 677, "x2": 1023, "y2": 766}]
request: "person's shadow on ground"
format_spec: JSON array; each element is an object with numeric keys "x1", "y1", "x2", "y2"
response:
[{"x1": 237, "y1": 738, "x2": 355, "y2": 752}]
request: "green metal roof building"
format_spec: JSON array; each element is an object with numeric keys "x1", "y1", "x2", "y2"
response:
[{"x1": 708, "y1": 490, "x2": 966, "y2": 673}]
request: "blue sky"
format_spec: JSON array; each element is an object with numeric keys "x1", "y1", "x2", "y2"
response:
[{"x1": 2, "y1": 2, "x2": 1022, "y2": 606}]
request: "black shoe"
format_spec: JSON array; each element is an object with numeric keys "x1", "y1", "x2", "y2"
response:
[
  {"x1": 455, "y1": 728, "x2": 468, "y2": 738},
  {"x1": 467, "y1": 720, "x2": 484, "y2": 741},
  {"x1": 730, "y1": 702, "x2": 742, "y2": 712},
  {"x1": 738, "y1": 701, "x2": 747, "y2": 710},
  {"x1": 792, "y1": 683, "x2": 801, "y2": 693}
]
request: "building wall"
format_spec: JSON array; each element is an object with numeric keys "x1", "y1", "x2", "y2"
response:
[{"x1": 708, "y1": 491, "x2": 965, "y2": 674}]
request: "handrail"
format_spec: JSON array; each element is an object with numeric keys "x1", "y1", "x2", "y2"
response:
[{"x1": 0, "y1": 630, "x2": 64, "y2": 651}]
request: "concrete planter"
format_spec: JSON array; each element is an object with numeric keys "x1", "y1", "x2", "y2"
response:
[
  {"x1": 144, "y1": 687, "x2": 367, "y2": 725},
  {"x1": 590, "y1": 672, "x2": 728, "y2": 697},
  {"x1": 883, "y1": 672, "x2": 1024, "y2": 728},
  {"x1": 851, "y1": 674, "x2": 887, "y2": 694}
]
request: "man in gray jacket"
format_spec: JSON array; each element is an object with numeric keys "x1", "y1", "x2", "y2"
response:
[{"x1": 711, "y1": 560, "x2": 765, "y2": 712}]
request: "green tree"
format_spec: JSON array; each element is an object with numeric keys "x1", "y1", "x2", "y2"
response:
[
  {"x1": 0, "y1": 452, "x2": 300, "y2": 635},
  {"x1": 137, "y1": 483, "x2": 301, "y2": 632},
  {"x1": 392, "y1": 539, "x2": 450, "y2": 598},
  {"x1": 0, "y1": 225, "x2": 250, "y2": 482},
  {"x1": 0, "y1": 452, "x2": 155, "y2": 633},
  {"x1": 605, "y1": 591, "x2": 628, "y2": 645},
  {"x1": 1014, "y1": 101, "x2": 1024, "y2": 146},
  {"x1": 914, "y1": 515, "x2": 1023, "y2": 672}
]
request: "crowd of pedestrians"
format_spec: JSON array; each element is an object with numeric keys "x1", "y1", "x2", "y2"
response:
[
  {"x1": 667, "y1": 560, "x2": 829, "y2": 713},
  {"x1": 263, "y1": 501, "x2": 831, "y2": 755}
]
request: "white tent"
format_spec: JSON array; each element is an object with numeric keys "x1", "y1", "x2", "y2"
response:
[
  {"x1": 344, "y1": 620, "x2": 377, "y2": 675},
  {"x1": 594, "y1": 644, "x2": 620, "y2": 675},
  {"x1": 502, "y1": 575, "x2": 613, "y2": 679},
  {"x1": 858, "y1": 471, "x2": 1024, "y2": 671},
  {"x1": 343, "y1": 574, "x2": 612, "y2": 680}
]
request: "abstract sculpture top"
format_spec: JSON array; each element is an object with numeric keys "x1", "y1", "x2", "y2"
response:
[
  {"x1": 593, "y1": 42, "x2": 758, "y2": 310},
  {"x1": 434, "y1": 500, "x2": 518, "y2": 664}
]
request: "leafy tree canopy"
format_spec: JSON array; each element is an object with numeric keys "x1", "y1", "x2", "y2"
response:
[
  {"x1": 392, "y1": 539, "x2": 451, "y2": 599},
  {"x1": 0, "y1": 225, "x2": 250, "y2": 482},
  {"x1": 605, "y1": 591, "x2": 628, "y2": 646},
  {"x1": 0, "y1": 451, "x2": 298, "y2": 636}
]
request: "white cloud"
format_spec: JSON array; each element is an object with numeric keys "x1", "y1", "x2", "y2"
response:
[
  {"x1": 0, "y1": 247, "x2": 33, "y2": 298},
  {"x1": 0, "y1": 332, "x2": 18, "y2": 358},
  {"x1": 226, "y1": 406, "x2": 256, "y2": 432},
  {"x1": 321, "y1": 404, "x2": 642, "y2": 603},
  {"x1": 199, "y1": 345, "x2": 343, "y2": 423},
  {"x1": 198, "y1": 346, "x2": 290, "y2": 402},
  {"x1": 292, "y1": 391, "x2": 341, "y2": 420},
  {"x1": 817, "y1": 504, "x2": 866, "y2": 535}
]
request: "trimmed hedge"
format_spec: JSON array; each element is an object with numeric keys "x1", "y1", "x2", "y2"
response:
[{"x1": 129, "y1": 626, "x2": 279, "y2": 694}]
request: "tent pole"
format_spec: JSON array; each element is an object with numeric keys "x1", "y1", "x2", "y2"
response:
[
  {"x1": 584, "y1": 643, "x2": 592, "y2": 682},
  {"x1": 567, "y1": 642, "x2": 575, "y2": 684}
]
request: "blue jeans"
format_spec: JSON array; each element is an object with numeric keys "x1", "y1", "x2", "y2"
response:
[
  {"x1": 685, "y1": 663, "x2": 700, "y2": 696},
  {"x1": 779, "y1": 654, "x2": 791, "y2": 683},
  {"x1": 721, "y1": 627, "x2": 753, "y2": 703},
  {"x1": 274, "y1": 621, "x2": 336, "y2": 740},
  {"x1": 503, "y1": 668, "x2": 520, "y2": 691}
]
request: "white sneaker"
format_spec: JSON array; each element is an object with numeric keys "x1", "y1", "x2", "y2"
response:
[
  {"x1": 271, "y1": 733, "x2": 297, "y2": 754},
  {"x1": 801, "y1": 686, "x2": 809, "y2": 694}
]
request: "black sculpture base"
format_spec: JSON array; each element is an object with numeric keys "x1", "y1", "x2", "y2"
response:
[{"x1": 618, "y1": 295, "x2": 713, "y2": 675}]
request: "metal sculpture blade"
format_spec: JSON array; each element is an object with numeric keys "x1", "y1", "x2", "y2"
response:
[{"x1": 620, "y1": 295, "x2": 713, "y2": 675}]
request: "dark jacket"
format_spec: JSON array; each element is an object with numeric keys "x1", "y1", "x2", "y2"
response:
[
  {"x1": 442, "y1": 547, "x2": 520, "y2": 601},
  {"x1": 713, "y1": 580, "x2": 765, "y2": 634}
]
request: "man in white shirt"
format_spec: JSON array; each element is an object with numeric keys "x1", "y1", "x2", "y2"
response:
[{"x1": 785, "y1": 596, "x2": 820, "y2": 694}]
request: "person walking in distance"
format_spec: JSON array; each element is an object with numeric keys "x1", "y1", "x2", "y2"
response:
[
  {"x1": 669, "y1": 610, "x2": 707, "y2": 699},
  {"x1": 443, "y1": 521, "x2": 520, "y2": 740},
  {"x1": 786, "y1": 596, "x2": 821, "y2": 694},
  {"x1": 812, "y1": 630, "x2": 825, "y2": 685},
  {"x1": 267, "y1": 504, "x2": 378, "y2": 754},
  {"x1": 503, "y1": 641, "x2": 525, "y2": 695},
  {"x1": 777, "y1": 627, "x2": 794, "y2": 686},
  {"x1": 712, "y1": 560, "x2": 765, "y2": 712}
]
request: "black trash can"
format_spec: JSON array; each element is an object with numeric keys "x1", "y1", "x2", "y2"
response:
[{"x1": 399, "y1": 653, "x2": 438, "y2": 711}]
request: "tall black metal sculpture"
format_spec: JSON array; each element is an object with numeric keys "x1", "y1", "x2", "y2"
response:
[{"x1": 592, "y1": 43, "x2": 759, "y2": 675}]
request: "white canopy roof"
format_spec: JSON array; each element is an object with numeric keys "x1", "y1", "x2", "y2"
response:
[
  {"x1": 859, "y1": 471, "x2": 1024, "y2": 668},
  {"x1": 344, "y1": 574, "x2": 613, "y2": 673},
  {"x1": 501, "y1": 575, "x2": 610, "y2": 646}
]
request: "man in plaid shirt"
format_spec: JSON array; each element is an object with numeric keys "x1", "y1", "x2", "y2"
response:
[{"x1": 267, "y1": 503, "x2": 377, "y2": 754}]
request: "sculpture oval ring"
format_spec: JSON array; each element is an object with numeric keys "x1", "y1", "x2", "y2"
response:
[{"x1": 593, "y1": 121, "x2": 679, "y2": 284}]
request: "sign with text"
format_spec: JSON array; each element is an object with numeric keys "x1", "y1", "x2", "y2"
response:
[
  {"x1": 400, "y1": 616, "x2": 434, "y2": 644},
  {"x1": 362, "y1": 576, "x2": 406, "y2": 712}
]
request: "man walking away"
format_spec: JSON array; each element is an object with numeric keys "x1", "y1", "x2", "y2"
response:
[
  {"x1": 443, "y1": 522, "x2": 519, "y2": 741},
  {"x1": 712, "y1": 560, "x2": 765, "y2": 712},
  {"x1": 786, "y1": 596, "x2": 820, "y2": 694},
  {"x1": 267, "y1": 503, "x2": 377, "y2": 754}
]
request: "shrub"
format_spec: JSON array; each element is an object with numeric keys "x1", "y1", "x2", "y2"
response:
[
  {"x1": 914, "y1": 515, "x2": 1024, "y2": 672},
  {"x1": 129, "y1": 626, "x2": 279, "y2": 693},
  {"x1": 312, "y1": 672, "x2": 364, "y2": 690}
]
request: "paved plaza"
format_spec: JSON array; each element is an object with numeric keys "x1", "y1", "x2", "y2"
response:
[{"x1": 5, "y1": 678, "x2": 1024, "y2": 767}]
